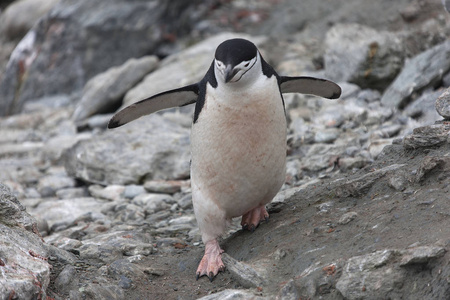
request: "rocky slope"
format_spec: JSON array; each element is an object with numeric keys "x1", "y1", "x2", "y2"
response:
[{"x1": 0, "y1": 0, "x2": 449, "y2": 299}]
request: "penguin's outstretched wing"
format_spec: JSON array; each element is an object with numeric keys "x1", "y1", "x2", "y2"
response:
[
  {"x1": 108, "y1": 84, "x2": 199, "y2": 128},
  {"x1": 279, "y1": 76, "x2": 341, "y2": 99}
]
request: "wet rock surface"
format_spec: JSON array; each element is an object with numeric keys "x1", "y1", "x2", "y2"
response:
[{"x1": 0, "y1": 0, "x2": 450, "y2": 299}]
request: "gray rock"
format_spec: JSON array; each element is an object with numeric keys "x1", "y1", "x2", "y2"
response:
[
  {"x1": 443, "y1": 71, "x2": 450, "y2": 87},
  {"x1": 357, "y1": 89, "x2": 381, "y2": 103},
  {"x1": 169, "y1": 215, "x2": 196, "y2": 227},
  {"x1": 123, "y1": 185, "x2": 146, "y2": 199},
  {"x1": 107, "y1": 259, "x2": 146, "y2": 281},
  {"x1": 339, "y1": 157, "x2": 372, "y2": 171},
  {"x1": 0, "y1": 0, "x2": 59, "y2": 41},
  {"x1": 415, "y1": 156, "x2": 450, "y2": 182},
  {"x1": 29, "y1": 197, "x2": 107, "y2": 229},
  {"x1": 54, "y1": 265, "x2": 78, "y2": 292},
  {"x1": 336, "y1": 250, "x2": 404, "y2": 300},
  {"x1": 0, "y1": 141, "x2": 44, "y2": 158},
  {"x1": 113, "y1": 203, "x2": 146, "y2": 223},
  {"x1": 404, "y1": 90, "x2": 443, "y2": 125},
  {"x1": 156, "y1": 221, "x2": 197, "y2": 234},
  {"x1": 325, "y1": 23, "x2": 404, "y2": 90},
  {"x1": 403, "y1": 124, "x2": 450, "y2": 149},
  {"x1": 314, "y1": 128, "x2": 340, "y2": 144},
  {"x1": 338, "y1": 82, "x2": 361, "y2": 100},
  {"x1": 371, "y1": 124, "x2": 402, "y2": 139},
  {"x1": 37, "y1": 173, "x2": 76, "y2": 197},
  {"x1": 436, "y1": 88, "x2": 450, "y2": 119},
  {"x1": 222, "y1": 253, "x2": 268, "y2": 288},
  {"x1": 132, "y1": 193, "x2": 174, "y2": 214},
  {"x1": 22, "y1": 94, "x2": 73, "y2": 113},
  {"x1": 302, "y1": 144, "x2": 347, "y2": 172},
  {"x1": 64, "y1": 114, "x2": 191, "y2": 185},
  {"x1": 69, "y1": 283, "x2": 124, "y2": 300},
  {"x1": 0, "y1": 183, "x2": 51, "y2": 300},
  {"x1": 177, "y1": 194, "x2": 193, "y2": 210},
  {"x1": 88, "y1": 184, "x2": 125, "y2": 201},
  {"x1": 364, "y1": 102, "x2": 394, "y2": 126},
  {"x1": 79, "y1": 231, "x2": 153, "y2": 263},
  {"x1": 0, "y1": 0, "x2": 209, "y2": 116},
  {"x1": 0, "y1": 128, "x2": 33, "y2": 144},
  {"x1": 286, "y1": 159, "x2": 303, "y2": 184},
  {"x1": 279, "y1": 279, "x2": 300, "y2": 300},
  {"x1": 56, "y1": 187, "x2": 89, "y2": 199},
  {"x1": 316, "y1": 201, "x2": 334, "y2": 214},
  {"x1": 333, "y1": 163, "x2": 406, "y2": 197},
  {"x1": 400, "y1": 246, "x2": 446, "y2": 266},
  {"x1": 368, "y1": 138, "x2": 394, "y2": 159},
  {"x1": 198, "y1": 289, "x2": 269, "y2": 300},
  {"x1": 443, "y1": 0, "x2": 450, "y2": 12},
  {"x1": 388, "y1": 173, "x2": 407, "y2": 191},
  {"x1": 73, "y1": 56, "x2": 159, "y2": 121},
  {"x1": 0, "y1": 183, "x2": 37, "y2": 229},
  {"x1": 83, "y1": 114, "x2": 114, "y2": 130},
  {"x1": 144, "y1": 179, "x2": 186, "y2": 194},
  {"x1": 338, "y1": 212, "x2": 358, "y2": 225},
  {"x1": 381, "y1": 40, "x2": 450, "y2": 108},
  {"x1": 47, "y1": 236, "x2": 83, "y2": 252},
  {"x1": 43, "y1": 132, "x2": 92, "y2": 163}
]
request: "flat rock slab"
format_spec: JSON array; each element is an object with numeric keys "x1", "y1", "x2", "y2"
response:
[
  {"x1": 403, "y1": 124, "x2": 450, "y2": 149},
  {"x1": 73, "y1": 56, "x2": 159, "y2": 121},
  {"x1": 381, "y1": 40, "x2": 450, "y2": 108},
  {"x1": 64, "y1": 114, "x2": 191, "y2": 185}
]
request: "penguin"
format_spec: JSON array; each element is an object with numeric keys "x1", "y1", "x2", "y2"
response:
[{"x1": 108, "y1": 38, "x2": 341, "y2": 281}]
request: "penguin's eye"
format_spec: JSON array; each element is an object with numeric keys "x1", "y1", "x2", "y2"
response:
[{"x1": 244, "y1": 62, "x2": 250, "y2": 67}]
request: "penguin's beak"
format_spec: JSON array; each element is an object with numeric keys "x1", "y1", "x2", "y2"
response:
[{"x1": 224, "y1": 65, "x2": 239, "y2": 83}]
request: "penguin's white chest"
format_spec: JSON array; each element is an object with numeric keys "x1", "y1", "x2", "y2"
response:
[{"x1": 191, "y1": 76, "x2": 287, "y2": 218}]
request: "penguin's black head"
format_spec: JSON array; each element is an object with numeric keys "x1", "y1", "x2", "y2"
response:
[{"x1": 214, "y1": 38, "x2": 259, "y2": 84}]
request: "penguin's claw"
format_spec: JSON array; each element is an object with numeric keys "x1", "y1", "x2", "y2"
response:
[
  {"x1": 240, "y1": 205, "x2": 269, "y2": 232},
  {"x1": 196, "y1": 239, "x2": 225, "y2": 281}
]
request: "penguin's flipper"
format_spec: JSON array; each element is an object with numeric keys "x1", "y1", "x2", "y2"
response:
[
  {"x1": 108, "y1": 84, "x2": 199, "y2": 128},
  {"x1": 279, "y1": 76, "x2": 341, "y2": 99}
]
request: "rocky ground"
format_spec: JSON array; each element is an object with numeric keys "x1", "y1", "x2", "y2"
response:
[{"x1": 0, "y1": 0, "x2": 450, "y2": 299}]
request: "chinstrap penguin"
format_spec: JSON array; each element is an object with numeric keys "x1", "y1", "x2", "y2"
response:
[{"x1": 108, "y1": 38, "x2": 341, "y2": 281}]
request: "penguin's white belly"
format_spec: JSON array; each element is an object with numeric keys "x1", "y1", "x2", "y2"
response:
[{"x1": 191, "y1": 78, "x2": 287, "y2": 219}]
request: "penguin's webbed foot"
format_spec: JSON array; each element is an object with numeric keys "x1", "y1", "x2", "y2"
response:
[
  {"x1": 196, "y1": 239, "x2": 225, "y2": 281},
  {"x1": 241, "y1": 205, "x2": 269, "y2": 232}
]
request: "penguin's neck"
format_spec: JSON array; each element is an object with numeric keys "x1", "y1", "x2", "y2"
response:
[{"x1": 206, "y1": 72, "x2": 279, "y2": 110}]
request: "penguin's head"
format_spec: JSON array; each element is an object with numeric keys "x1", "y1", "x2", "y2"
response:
[{"x1": 214, "y1": 39, "x2": 260, "y2": 86}]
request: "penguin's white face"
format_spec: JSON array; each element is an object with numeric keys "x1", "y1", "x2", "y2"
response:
[
  {"x1": 215, "y1": 55, "x2": 258, "y2": 84},
  {"x1": 213, "y1": 39, "x2": 261, "y2": 87}
]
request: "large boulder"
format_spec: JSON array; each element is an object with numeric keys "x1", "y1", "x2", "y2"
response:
[
  {"x1": 0, "y1": 183, "x2": 51, "y2": 299},
  {"x1": 324, "y1": 23, "x2": 404, "y2": 91},
  {"x1": 72, "y1": 55, "x2": 159, "y2": 121},
  {"x1": 381, "y1": 40, "x2": 450, "y2": 108},
  {"x1": 0, "y1": 0, "x2": 59, "y2": 41},
  {"x1": 64, "y1": 114, "x2": 191, "y2": 185},
  {"x1": 0, "y1": 0, "x2": 211, "y2": 116}
]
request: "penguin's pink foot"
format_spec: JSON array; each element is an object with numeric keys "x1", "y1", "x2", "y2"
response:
[
  {"x1": 241, "y1": 205, "x2": 269, "y2": 232},
  {"x1": 196, "y1": 239, "x2": 225, "y2": 281}
]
